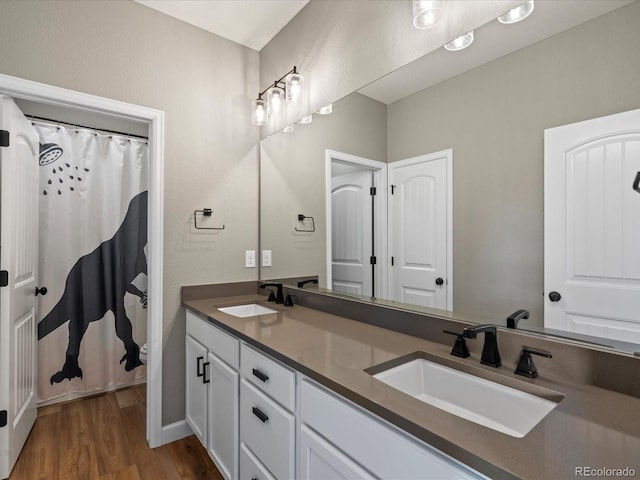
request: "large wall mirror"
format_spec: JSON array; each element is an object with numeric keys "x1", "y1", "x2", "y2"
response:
[{"x1": 260, "y1": 0, "x2": 640, "y2": 353}]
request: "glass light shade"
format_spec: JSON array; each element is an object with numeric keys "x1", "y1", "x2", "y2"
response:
[
  {"x1": 252, "y1": 98, "x2": 267, "y2": 126},
  {"x1": 299, "y1": 115, "x2": 313, "y2": 124},
  {"x1": 283, "y1": 124, "x2": 294, "y2": 133},
  {"x1": 413, "y1": 0, "x2": 441, "y2": 29},
  {"x1": 267, "y1": 86, "x2": 285, "y2": 114},
  {"x1": 285, "y1": 72, "x2": 304, "y2": 103},
  {"x1": 444, "y1": 31, "x2": 474, "y2": 51},
  {"x1": 317, "y1": 104, "x2": 333, "y2": 115},
  {"x1": 498, "y1": 1, "x2": 534, "y2": 24}
]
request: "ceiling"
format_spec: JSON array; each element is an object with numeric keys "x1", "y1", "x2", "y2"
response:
[{"x1": 135, "y1": 0, "x2": 309, "y2": 51}]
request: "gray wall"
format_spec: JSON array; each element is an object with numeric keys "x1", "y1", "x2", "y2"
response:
[
  {"x1": 261, "y1": 92, "x2": 387, "y2": 284},
  {"x1": 260, "y1": 0, "x2": 521, "y2": 136},
  {"x1": 388, "y1": 1, "x2": 640, "y2": 324},
  {"x1": 0, "y1": 0, "x2": 259, "y2": 424}
]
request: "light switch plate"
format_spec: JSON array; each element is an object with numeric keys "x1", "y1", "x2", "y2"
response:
[
  {"x1": 245, "y1": 250, "x2": 256, "y2": 268},
  {"x1": 262, "y1": 250, "x2": 272, "y2": 267}
]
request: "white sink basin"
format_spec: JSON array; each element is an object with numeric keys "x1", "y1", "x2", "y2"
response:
[
  {"x1": 217, "y1": 304, "x2": 277, "y2": 318},
  {"x1": 372, "y1": 357, "x2": 561, "y2": 438}
]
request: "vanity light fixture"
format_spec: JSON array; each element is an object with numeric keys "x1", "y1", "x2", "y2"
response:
[
  {"x1": 498, "y1": 0, "x2": 534, "y2": 24},
  {"x1": 317, "y1": 104, "x2": 333, "y2": 115},
  {"x1": 413, "y1": 0, "x2": 441, "y2": 29},
  {"x1": 298, "y1": 115, "x2": 313, "y2": 124},
  {"x1": 251, "y1": 66, "x2": 304, "y2": 126},
  {"x1": 444, "y1": 31, "x2": 474, "y2": 51}
]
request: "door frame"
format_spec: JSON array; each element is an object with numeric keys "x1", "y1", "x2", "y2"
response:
[
  {"x1": 325, "y1": 150, "x2": 387, "y2": 299},
  {"x1": 388, "y1": 149, "x2": 453, "y2": 310},
  {"x1": 0, "y1": 73, "x2": 165, "y2": 447}
]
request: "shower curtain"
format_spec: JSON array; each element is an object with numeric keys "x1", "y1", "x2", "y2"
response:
[{"x1": 34, "y1": 123, "x2": 148, "y2": 404}]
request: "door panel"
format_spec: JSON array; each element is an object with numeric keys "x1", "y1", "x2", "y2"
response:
[
  {"x1": 331, "y1": 171, "x2": 373, "y2": 297},
  {"x1": 0, "y1": 95, "x2": 40, "y2": 479},
  {"x1": 185, "y1": 335, "x2": 208, "y2": 446},
  {"x1": 545, "y1": 108, "x2": 640, "y2": 339},
  {"x1": 389, "y1": 153, "x2": 449, "y2": 309}
]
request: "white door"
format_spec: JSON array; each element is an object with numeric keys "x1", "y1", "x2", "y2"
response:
[
  {"x1": 207, "y1": 352, "x2": 238, "y2": 480},
  {"x1": 545, "y1": 109, "x2": 640, "y2": 342},
  {"x1": 0, "y1": 96, "x2": 40, "y2": 479},
  {"x1": 331, "y1": 170, "x2": 373, "y2": 297},
  {"x1": 389, "y1": 151, "x2": 451, "y2": 310}
]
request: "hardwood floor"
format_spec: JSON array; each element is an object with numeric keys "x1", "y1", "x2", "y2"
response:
[{"x1": 9, "y1": 385, "x2": 224, "y2": 480}]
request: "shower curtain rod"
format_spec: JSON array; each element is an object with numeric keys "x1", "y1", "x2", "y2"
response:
[{"x1": 29, "y1": 114, "x2": 149, "y2": 140}]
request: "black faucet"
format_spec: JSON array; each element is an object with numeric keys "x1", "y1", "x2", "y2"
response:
[
  {"x1": 259, "y1": 283, "x2": 284, "y2": 304},
  {"x1": 297, "y1": 278, "x2": 318, "y2": 288},
  {"x1": 462, "y1": 324, "x2": 502, "y2": 367},
  {"x1": 507, "y1": 309, "x2": 529, "y2": 329},
  {"x1": 515, "y1": 347, "x2": 552, "y2": 378}
]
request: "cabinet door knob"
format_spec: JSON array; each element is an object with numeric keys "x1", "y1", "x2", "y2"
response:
[{"x1": 252, "y1": 406, "x2": 269, "y2": 423}]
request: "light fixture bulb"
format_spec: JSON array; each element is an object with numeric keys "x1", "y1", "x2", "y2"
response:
[
  {"x1": 252, "y1": 97, "x2": 267, "y2": 126},
  {"x1": 283, "y1": 124, "x2": 294, "y2": 133},
  {"x1": 413, "y1": 0, "x2": 441, "y2": 29},
  {"x1": 299, "y1": 115, "x2": 313, "y2": 124},
  {"x1": 268, "y1": 86, "x2": 285, "y2": 114},
  {"x1": 444, "y1": 31, "x2": 474, "y2": 51},
  {"x1": 317, "y1": 104, "x2": 333, "y2": 115},
  {"x1": 498, "y1": 0, "x2": 534, "y2": 24},
  {"x1": 285, "y1": 71, "x2": 304, "y2": 103}
]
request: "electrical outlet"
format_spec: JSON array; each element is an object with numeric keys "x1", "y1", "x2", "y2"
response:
[
  {"x1": 245, "y1": 250, "x2": 256, "y2": 268},
  {"x1": 262, "y1": 250, "x2": 272, "y2": 267}
]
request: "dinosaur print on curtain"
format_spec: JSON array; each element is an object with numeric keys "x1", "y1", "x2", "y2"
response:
[{"x1": 34, "y1": 123, "x2": 148, "y2": 404}]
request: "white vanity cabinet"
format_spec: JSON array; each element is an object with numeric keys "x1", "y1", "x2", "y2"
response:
[
  {"x1": 185, "y1": 311, "x2": 239, "y2": 480},
  {"x1": 239, "y1": 343, "x2": 296, "y2": 480},
  {"x1": 298, "y1": 378, "x2": 486, "y2": 480}
]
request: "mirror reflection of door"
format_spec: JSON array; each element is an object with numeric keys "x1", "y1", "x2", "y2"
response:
[
  {"x1": 545, "y1": 108, "x2": 640, "y2": 343},
  {"x1": 326, "y1": 151, "x2": 387, "y2": 299},
  {"x1": 389, "y1": 151, "x2": 452, "y2": 310}
]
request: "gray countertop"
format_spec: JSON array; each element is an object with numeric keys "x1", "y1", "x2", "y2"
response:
[{"x1": 183, "y1": 294, "x2": 640, "y2": 480}]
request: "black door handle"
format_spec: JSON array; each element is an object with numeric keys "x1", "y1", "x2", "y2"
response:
[
  {"x1": 252, "y1": 406, "x2": 269, "y2": 423},
  {"x1": 634, "y1": 171, "x2": 640, "y2": 193},
  {"x1": 548, "y1": 291, "x2": 562, "y2": 302},
  {"x1": 202, "y1": 362, "x2": 210, "y2": 384},
  {"x1": 196, "y1": 356, "x2": 204, "y2": 377},
  {"x1": 35, "y1": 286, "x2": 48, "y2": 296},
  {"x1": 435, "y1": 277, "x2": 444, "y2": 286}
]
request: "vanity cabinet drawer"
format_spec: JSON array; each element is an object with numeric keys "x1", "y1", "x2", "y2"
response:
[
  {"x1": 240, "y1": 379, "x2": 294, "y2": 480},
  {"x1": 300, "y1": 379, "x2": 484, "y2": 480},
  {"x1": 239, "y1": 443, "x2": 276, "y2": 480},
  {"x1": 240, "y1": 343, "x2": 295, "y2": 411},
  {"x1": 187, "y1": 310, "x2": 238, "y2": 369}
]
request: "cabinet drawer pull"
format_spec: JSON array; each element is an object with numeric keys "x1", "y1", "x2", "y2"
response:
[
  {"x1": 252, "y1": 368, "x2": 269, "y2": 383},
  {"x1": 203, "y1": 362, "x2": 210, "y2": 384},
  {"x1": 196, "y1": 356, "x2": 204, "y2": 377},
  {"x1": 252, "y1": 406, "x2": 269, "y2": 423}
]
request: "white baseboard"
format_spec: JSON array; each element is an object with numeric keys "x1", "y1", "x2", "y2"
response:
[{"x1": 161, "y1": 420, "x2": 193, "y2": 445}]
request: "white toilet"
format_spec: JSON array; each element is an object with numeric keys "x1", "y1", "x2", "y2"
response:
[{"x1": 139, "y1": 342, "x2": 148, "y2": 364}]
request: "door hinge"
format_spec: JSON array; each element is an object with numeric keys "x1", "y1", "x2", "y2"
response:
[
  {"x1": 391, "y1": 185, "x2": 396, "y2": 195},
  {"x1": 370, "y1": 256, "x2": 377, "y2": 265},
  {"x1": 0, "y1": 410, "x2": 7, "y2": 428},
  {"x1": 370, "y1": 187, "x2": 376, "y2": 196},
  {"x1": 0, "y1": 270, "x2": 8, "y2": 287},
  {"x1": 0, "y1": 130, "x2": 9, "y2": 147}
]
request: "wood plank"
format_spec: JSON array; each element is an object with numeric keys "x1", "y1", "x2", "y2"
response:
[
  {"x1": 150, "y1": 445, "x2": 182, "y2": 480},
  {"x1": 9, "y1": 410, "x2": 61, "y2": 480},
  {"x1": 167, "y1": 435, "x2": 223, "y2": 480},
  {"x1": 38, "y1": 403, "x2": 63, "y2": 417},
  {"x1": 87, "y1": 393, "x2": 135, "y2": 476},
  {"x1": 98, "y1": 464, "x2": 141, "y2": 480},
  {"x1": 59, "y1": 445, "x2": 99, "y2": 480},
  {"x1": 120, "y1": 403, "x2": 167, "y2": 480},
  {"x1": 115, "y1": 388, "x2": 138, "y2": 409},
  {"x1": 60, "y1": 396, "x2": 95, "y2": 451}
]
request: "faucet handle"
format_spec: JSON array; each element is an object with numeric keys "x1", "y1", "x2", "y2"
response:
[
  {"x1": 515, "y1": 347, "x2": 552, "y2": 378},
  {"x1": 443, "y1": 330, "x2": 470, "y2": 358}
]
